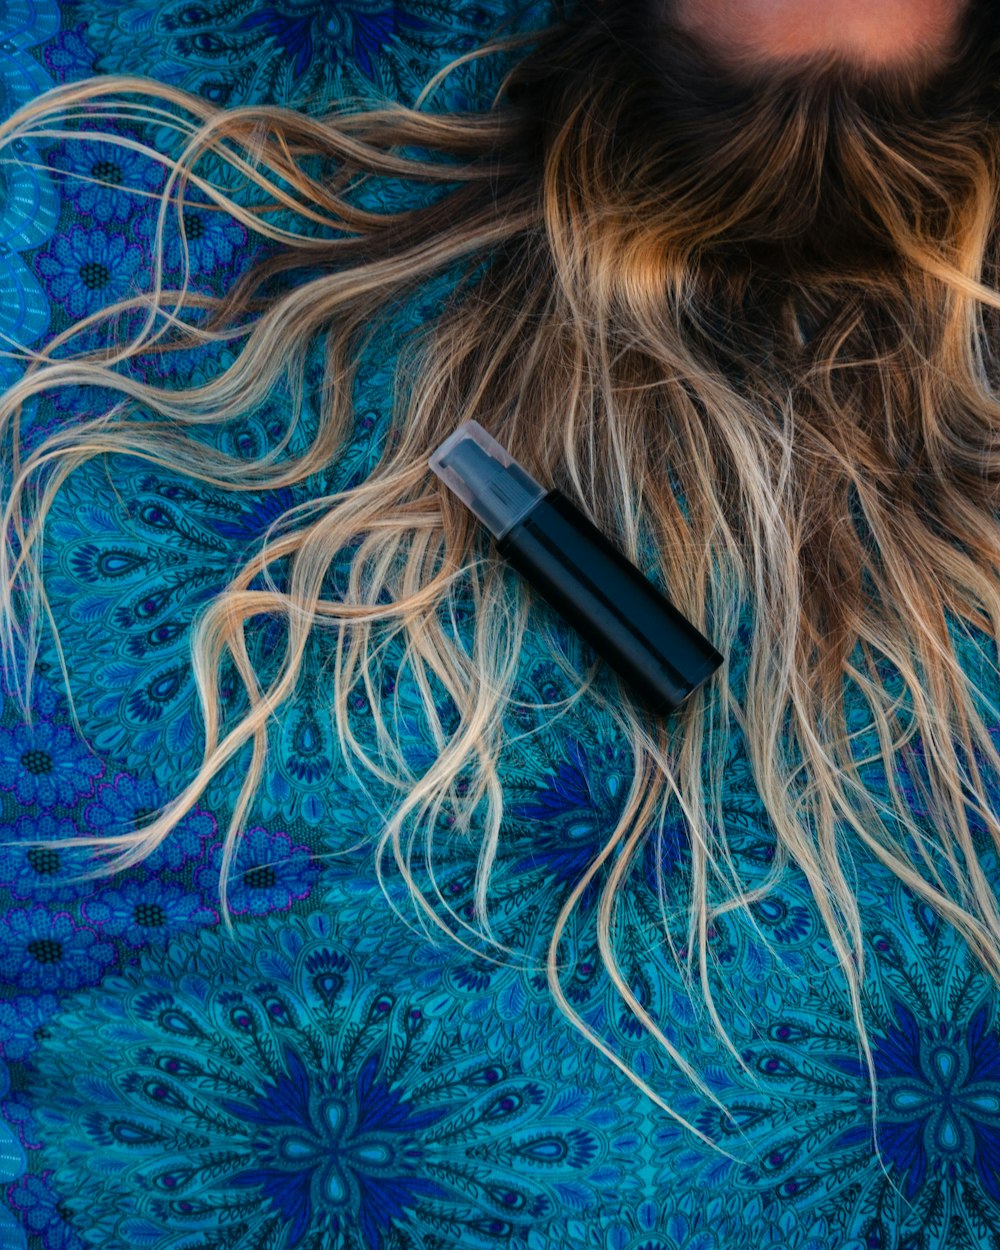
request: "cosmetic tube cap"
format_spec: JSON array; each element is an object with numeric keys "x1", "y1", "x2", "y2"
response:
[{"x1": 428, "y1": 420, "x2": 545, "y2": 540}]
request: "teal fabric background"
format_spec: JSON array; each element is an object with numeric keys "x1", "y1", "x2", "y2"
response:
[{"x1": 3, "y1": 0, "x2": 1000, "y2": 1246}]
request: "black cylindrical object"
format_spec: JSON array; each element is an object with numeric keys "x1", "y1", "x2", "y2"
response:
[
  {"x1": 496, "y1": 489, "x2": 721, "y2": 715},
  {"x1": 428, "y1": 420, "x2": 723, "y2": 717}
]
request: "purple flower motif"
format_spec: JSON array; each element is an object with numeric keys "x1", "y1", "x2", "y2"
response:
[
  {"x1": 82, "y1": 877, "x2": 218, "y2": 947},
  {"x1": 34, "y1": 224, "x2": 143, "y2": 319},
  {"x1": 0, "y1": 907, "x2": 114, "y2": 991},
  {"x1": 0, "y1": 813, "x2": 102, "y2": 901},
  {"x1": 0, "y1": 992, "x2": 60, "y2": 1062},
  {"x1": 195, "y1": 825, "x2": 319, "y2": 915},
  {"x1": 49, "y1": 134, "x2": 164, "y2": 224},
  {"x1": 84, "y1": 774, "x2": 216, "y2": 872},
  {"x1": 0, "y1": 719, "x2": 104, "y2": 809}
]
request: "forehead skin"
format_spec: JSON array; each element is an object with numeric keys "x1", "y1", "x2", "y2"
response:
[{"x1": 672, "y1": 0, "x2": 969, "y2": 74}]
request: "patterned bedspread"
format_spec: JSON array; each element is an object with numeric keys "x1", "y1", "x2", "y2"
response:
[{"x1": 2, "y1": 2, "x2": 1000, "y2": 1247}]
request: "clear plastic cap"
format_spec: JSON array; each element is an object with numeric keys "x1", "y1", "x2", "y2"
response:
[{"x1": 428, "y1": 420, "x2": 545, "y2": 539}]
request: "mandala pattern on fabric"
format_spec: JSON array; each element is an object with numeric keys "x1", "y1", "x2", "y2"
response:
[
  {"x1": 645, "y1": 882, "x2": 1000, "y2": 1250},
  {"x1": 31, "y1": 910, "x2": 639, "y2": 1250},
  {"x1": 77, "y1": 0, "x2": 549, "y2": 114},
  {"x1": 8, "y1": 2, "x2": 1000, "y2": 1249}
]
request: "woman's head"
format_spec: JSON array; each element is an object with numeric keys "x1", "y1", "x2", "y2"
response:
[
  {"x1": 3, "y1": 0, "x2": 1000, "y2": 1150},
  {"x1": 673, "y1": 0, "x2": 970, "y2": 76}
]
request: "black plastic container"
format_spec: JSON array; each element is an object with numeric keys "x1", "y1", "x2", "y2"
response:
[{"x1": 429, "y1": 420, "x2": 723, "y2": 717}]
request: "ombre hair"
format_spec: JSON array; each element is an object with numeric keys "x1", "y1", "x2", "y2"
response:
[{"x1": 3, "y1": 0, "x2": 1000, "y2": 1154}]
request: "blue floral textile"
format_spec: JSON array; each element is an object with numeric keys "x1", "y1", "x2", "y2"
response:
[{"x1": 3, "y1": 2, "x2": 1000, "y2": 1248}]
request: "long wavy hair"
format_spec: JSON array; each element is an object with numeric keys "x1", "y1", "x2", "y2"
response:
[{"x1": 3, "y1": 0, "x2": 1000, "y2": 1154}]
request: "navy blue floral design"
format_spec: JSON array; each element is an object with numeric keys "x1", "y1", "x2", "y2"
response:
[
  {"x1": 81, "y1": 877, "x2": 219, "y2": 945},
  {"x1": 48, "y1": 130, "x2": 165, "y2": 224},
  {"x1": 78, "y1": 0, "x2": 537, "y2": 113},
  {"x1": 0, "y1": 814, "x2": 101, "y2": 901},
  {"x1": 0, "y1": 718, "x2": 104, "y2": 809},
  {"x1": 225, "y1": 1046, "x2": 449, "y2": 1247},
  {"x1": 194, "y1": 825, "x2": 319, "y2": 914},
  {"x1": 0, "y1": 992, "x2": 60, "y2": 1063},
  {"x1": 0, "y1": 906, "x2": 114, "y2": 991},
  {"x1": 7, "y1": 1173, "x2": 83, "y2": 1250},
  {"x1": 506, "y1": 735, "x2": 637, "y2": 900},
  {"x1": 833, "y1": 1001, "x2": 1000, "y2": 1202},
  {"x1": 34, "y1": 224, "x2": 144, "y2": 320},
  {"x1": 83, "y1": 773, "x2": 216, "y2": 871}
]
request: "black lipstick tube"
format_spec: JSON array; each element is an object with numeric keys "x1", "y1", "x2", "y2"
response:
[{"x1": 429, "y1": 420, "x2": 722, "y2": 717}]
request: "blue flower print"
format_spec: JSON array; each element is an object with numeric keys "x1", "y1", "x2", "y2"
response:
[
  {"x1": 194, "y1": 825, "x2": 319, "y2": 915},
  {"x1": 83, "y1": 773, "x2": 216, "y2": 872},
  {"x1": 8, "y1": 1172, "x2": 83, "y2": 1250},
  {"x1": 41, "y1": 22, "x2": 96, "y2": 82},
  {"x1": 0, "y1": 718, "x2": 104, "y2": 809},
  {"x1": 0, "y1": 992, "x2": 60, "y2": 1063},
  {"x1": 81, "y1": 877, "x2": 218, "y2": 946},
  {"x1": 152, "y1": 202, "x2": 248, "y2": 279},
  {"x1": 34, "y1": 224, "x2": 143, "y2": 320},
  {"x1": 48, "y1": 132, "x2": 164, "y2": 224},
  {"x1": 0, "y1": 813, "x2": 102, "y2": 901},
  {"x1": 0, "y1": 907, "x2": 114, "y2": 991}
]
